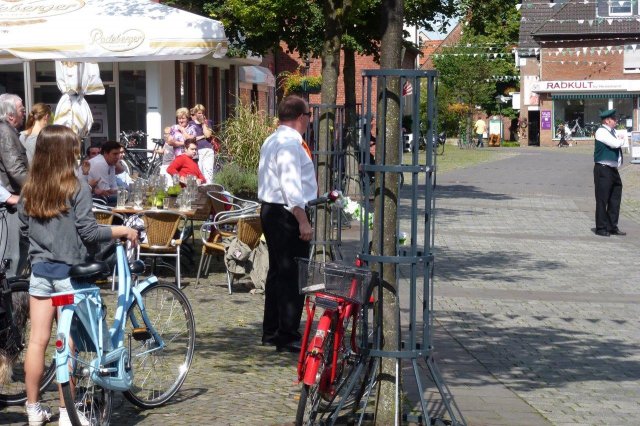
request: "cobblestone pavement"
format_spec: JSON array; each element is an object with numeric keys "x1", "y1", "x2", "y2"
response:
[
  {"x1": 2, "y1": 264, "x2": 303, "y2": 425},
  {"x1": 4, "y1": 146, "x2": 640, "y2": 426},
  {"x1": 420, "y1": 147, "x2": 640, "y2": 426}
]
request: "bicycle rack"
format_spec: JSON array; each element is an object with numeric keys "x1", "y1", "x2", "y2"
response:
[{"x1": 327, "y1": 69, "x2": 467, "y2": 426}]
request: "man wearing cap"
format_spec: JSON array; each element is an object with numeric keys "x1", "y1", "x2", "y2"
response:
[{"x1": 593, "y1": 109, "x2": 625, "y2": 237}]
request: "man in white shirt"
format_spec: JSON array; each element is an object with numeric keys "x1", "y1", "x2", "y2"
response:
[
  {"x1": 593, "y1": 109, "x2": 625, "y2": 237},
  {"x1": 258, "y1": 95, "x2": 317, "y2": 353},
  {"x1": 88, "y1": 140, "x2": 121, "y2": 204}
]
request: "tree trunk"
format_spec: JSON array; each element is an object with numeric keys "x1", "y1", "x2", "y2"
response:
[
  {"x1": 315, "y1": 0, "x2": 352, "y2": 257},
  {"x1": 374, "y1": 0, "x2": 404, "y2": 423},
  {"x1": 343, "y1": 47, "x2": 359, "y2": 197}
]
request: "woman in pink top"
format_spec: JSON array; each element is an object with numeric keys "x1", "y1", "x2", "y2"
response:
[{"x1": 167, "y1": 107, "x2": 196, "y2": 157}]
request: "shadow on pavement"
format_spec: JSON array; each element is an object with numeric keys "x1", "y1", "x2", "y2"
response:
[{"x1": 436, "y1": 311, "x2": 640, "y2": 391}]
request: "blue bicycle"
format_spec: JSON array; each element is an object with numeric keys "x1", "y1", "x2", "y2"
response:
[{"x1": 51, "y1": 240, "x2": 196, "y2": 425}]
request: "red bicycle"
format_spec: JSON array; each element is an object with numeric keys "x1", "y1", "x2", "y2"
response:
[{"x1": 294, "y1": 257, "x2": 378, "y2": 425}]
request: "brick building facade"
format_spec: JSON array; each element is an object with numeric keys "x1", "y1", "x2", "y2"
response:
[{"x1": 518, "y1": 0, "x2": 640, "y2": 147}]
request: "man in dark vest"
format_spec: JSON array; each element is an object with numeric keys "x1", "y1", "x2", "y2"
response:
[{"x1": 593, "y1": 109, "x2": 625, "y2": 237}]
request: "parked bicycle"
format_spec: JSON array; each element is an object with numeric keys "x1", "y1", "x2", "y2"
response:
[
  {"x1": 51, "y1": 239, "x2": 196, "y2": 425},
  {"x1": 0, "y1": 206, "x2": 56, "y2": 406},
  {"x1": 295, "y1": 255, "x2": 379, "y2": 426},
  {"x1": 119, "y1": 131, "x2": 165, "y2": 179},
  {"x1": 457, "y1": 125, "x2": 475, "y2": 149},
  {"x1": 294, "y1": 192, "x2": 381, "y2": 425}
]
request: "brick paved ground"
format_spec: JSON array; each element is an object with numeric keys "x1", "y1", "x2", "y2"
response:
[{"x1": 4, "y1": 145, "x2": 640, "y2": 425}]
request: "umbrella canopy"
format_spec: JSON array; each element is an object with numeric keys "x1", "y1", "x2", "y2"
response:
[
  {"x1": 53, "y1": 61, "x2": 105, "y2": 138},
  {"x1": 0, "y1": 0, "x2": 228, "y2": 63}
]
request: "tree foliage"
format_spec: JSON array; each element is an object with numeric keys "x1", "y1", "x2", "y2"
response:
[{"x1": 432, "y1": 0, "x2": 521, "y2": 136}]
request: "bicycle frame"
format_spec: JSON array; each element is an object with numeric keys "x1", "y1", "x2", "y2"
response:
[
  {"x1": 52, "y1": 243, "x2": 161, "y2": 392},
  {"x1": 298, "y1": 294, "x2": 360, "y2": 388}
]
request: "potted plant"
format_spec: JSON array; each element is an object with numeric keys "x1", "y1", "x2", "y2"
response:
[{"x1": 279, "y1": 69, "x2": 322, "y2": 95}]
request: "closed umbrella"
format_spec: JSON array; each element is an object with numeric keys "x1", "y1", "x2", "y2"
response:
[{"x1": 53, "y1": 61, "x2": 104, "y2": 138}]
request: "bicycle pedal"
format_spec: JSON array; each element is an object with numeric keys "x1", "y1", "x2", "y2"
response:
[{"x1": 132, "y1": 328, "x2": 151, "y2": 341}]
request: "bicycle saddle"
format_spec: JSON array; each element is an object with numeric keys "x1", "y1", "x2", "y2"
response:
[
  {"x1": 129, "y1": 260, "x2": 145, "y2": 274},
  {"x1": 69, "y1": 261, "x2": 111, "y2": 281}
]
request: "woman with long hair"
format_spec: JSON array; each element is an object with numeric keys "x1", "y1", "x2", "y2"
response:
[
  {"x1": 188, "y1": 104, "x2": 215, "y2": 183},
  {"x1": 19, "y1": 103, "x2": 51, "y2": 164},
  {"x1": 19, "y1": 125, "x2": 138, "y2": 425}
]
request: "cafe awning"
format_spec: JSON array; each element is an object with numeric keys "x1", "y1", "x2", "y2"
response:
[
  {"x1": 239, "y1": 66, "x2": 276, "y2": 87},
  {"x1": 0, "y1": 0, "x2": 228, "y2": 63}
]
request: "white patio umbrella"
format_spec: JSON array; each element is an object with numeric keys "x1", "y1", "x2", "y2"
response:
[
  {"x1": 0, "y1": 0, "x2": 228, "y2": 63},
  {"x1": 0, "y1": 0, "x2": 229, "y2": 136},
  {"x1": 53, "y1": 61, "x2": 105, "y2": 138}
]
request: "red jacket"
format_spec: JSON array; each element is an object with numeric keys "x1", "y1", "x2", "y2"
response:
[{"x1": 167, "y1": 155, "x2": 205, "y2": 182}]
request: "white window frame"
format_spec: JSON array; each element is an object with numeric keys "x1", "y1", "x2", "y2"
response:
[{"x1": 609, "y1": 0, "x2": 632, "y2": 16}]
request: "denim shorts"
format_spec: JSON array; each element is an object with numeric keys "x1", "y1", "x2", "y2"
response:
[{"x1": 28, "y1": 273, "x2": 75, "y2": 298}]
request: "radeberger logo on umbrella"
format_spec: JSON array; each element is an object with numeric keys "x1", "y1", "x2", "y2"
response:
[
  {"x1": 0, "y1": 0, "x2": 84, "y2": 20},
  {"x1": 89, "y1": 28, "x2": 145, "y2": 52}
]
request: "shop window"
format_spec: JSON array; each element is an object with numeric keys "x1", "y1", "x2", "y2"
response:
[
  {"x1": 553, "y1": 96, "x2": 635, "y2": 138},
  {"x1": 0, "y1": 63, "x2": 26, "y2": 101},
  {"x1": 118, "y1": 63, "x2": 146, "y2": 132}
]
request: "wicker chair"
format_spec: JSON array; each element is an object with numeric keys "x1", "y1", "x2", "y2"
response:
[
  {"x1": 93, "y1": 209, "x2": 124, "y2": 225},
  {"x1": 136, "y1": 210, "x2": 187, "y2": 288},
  {"x1": 196, "y1": 213, "x2": 262, "y2": 294}
]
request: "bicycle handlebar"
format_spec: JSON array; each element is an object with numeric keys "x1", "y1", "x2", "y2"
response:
[{"x1": 306, "y1": 190, "x2": 342, "y2": 207}]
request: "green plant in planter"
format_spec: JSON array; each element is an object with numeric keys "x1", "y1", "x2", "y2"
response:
[
  {"x1": 220, "y1": 102, "x2": 273, "y2": 172},
  {"x1": 214, "y1": 162, "x2": 258, "y2": 200},
  {"x1": 279, "y1": 69, "x2": 322, "y2": 95}
]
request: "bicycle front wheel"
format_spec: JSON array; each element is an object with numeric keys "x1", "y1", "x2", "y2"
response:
[
  {"x1": 123, "y1": 283, "x2": 196, "y2": 409},
  {"x1": 60, "y1": 312, "x2": 112, "y2": 426},
  {"x1": 0, "y1": 280, "x2": 56, "y2": 406},
  {"x1": 437, "y1": 141, "x2": 445, "y2": 155},
  {"x1": 296, "y1": 329, "x2": 334, "y2": 426}
]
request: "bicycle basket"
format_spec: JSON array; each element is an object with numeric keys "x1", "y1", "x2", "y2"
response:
[{"x1": 296, "y1": 258, "x2": 371, "y2": 304}]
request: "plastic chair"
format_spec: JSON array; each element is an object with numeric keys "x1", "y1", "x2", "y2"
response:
[{"x1": 136, "y1": 210, "x2": 187, "y2": 288}]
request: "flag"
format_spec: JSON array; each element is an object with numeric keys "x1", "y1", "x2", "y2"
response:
[{"x1": 402, "y1": 80, "x2": 413, "y2": 96}]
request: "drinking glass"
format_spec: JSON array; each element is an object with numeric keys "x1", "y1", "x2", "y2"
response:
[
  {"x1": 133, "y1": 192, "x2": 144, "y2": 210},
  {"x1": 163, "y1": 197, "x2": 170, "y2": 210}
]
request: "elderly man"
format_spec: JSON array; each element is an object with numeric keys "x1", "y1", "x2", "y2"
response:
[
  {"x1": 0, "y1": 93, "x2": 29, "y2": 277},
  {"x1": 258, "y1": 95, "x2": 317, "y2": 353},
  {"x1": 594, "y1": 109, "x2": 625, "y2": 237},
  {"x1": 87, "y1": 140, "x2": 122, "y2": 205}
]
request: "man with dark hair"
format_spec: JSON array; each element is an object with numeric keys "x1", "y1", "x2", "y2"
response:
[
  {"x1": 594, "y1": 108, "x2": 625, "y2": 237},
  {"x1": 0, "y1": 93, "x2": 29, "y2": 277},
  {"x1": 258, "y1": 95, "x2": 317, "y2": 353},
  {"x1": 88, "y1": 140, "x2": 122, "y2": 204}
]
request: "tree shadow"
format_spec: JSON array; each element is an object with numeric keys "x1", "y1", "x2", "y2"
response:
[
  {"x1": 433, "y1": 311, "x2": 640, "y2": 391},
  {"x1": 435, "y1": 184, "x2": 514, "y2": 201},
  {"x1": 433, "y1": 248, "x2": 566, "y2": 283}
]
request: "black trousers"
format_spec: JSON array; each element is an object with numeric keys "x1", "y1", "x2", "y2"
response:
[
  {"x1": 593, "y1": 163, "x2": 622, "y2": 232},
  {"x1": 260, "y1": 203, "x2": 309, "y2": 345}
]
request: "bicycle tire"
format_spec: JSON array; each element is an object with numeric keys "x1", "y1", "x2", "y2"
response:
[
  {"x1": 0, "y1": 280, "x2": 56, "y2": 406},
  {"x1": 296, "y1": 326, "x2": 334, "y2": 426},
  {"x1": 437, "y1": 140, "x2": 445, "y2": 155},
  {"x1": 123, "y1": 282, "x2": 196, "y2": 409},
  {"x1": 60, "y1": 311, "x2": 112, "y2": 426}
]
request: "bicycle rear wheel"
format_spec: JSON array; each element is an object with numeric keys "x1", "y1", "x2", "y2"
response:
[
  {"x1": 123, "y1": 283, "x2": 195, "y2": 409},
  {"x1": 0, "y1": 280, "x2": 56, "y2": 406},
  {"x1": 60, "y1": 312, "x2": 112, "y2": 426}
]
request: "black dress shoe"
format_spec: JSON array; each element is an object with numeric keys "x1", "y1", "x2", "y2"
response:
[
  {"x1": 261, "y1": 337, "x2": 278, "y2": 347},
  {"x1": 276, "y1": 342, "x2": 302, "y2": 353},
  {"x1": 595, "y1": 230, "x2": 610, "y2": 237},
  {"x1": 609, "y1": 228, "x2": 626, "y2": 236}
]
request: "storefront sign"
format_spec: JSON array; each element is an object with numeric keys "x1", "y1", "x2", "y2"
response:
[
  {"x1": 532, "y1": 79, "x2": 640, "y2": 93},
  {"x1": 541, "y1": 110, "x2": 552, "y2": 130}
]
